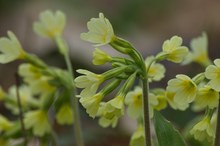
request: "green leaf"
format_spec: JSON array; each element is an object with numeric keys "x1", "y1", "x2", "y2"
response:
[{"x1": 153, "y1": 111, "x2": 187, "y2": 146}]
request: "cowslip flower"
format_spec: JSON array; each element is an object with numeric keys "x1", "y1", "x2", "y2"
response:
[
  {"x1": 130, "y1": 125, "x2": 145, "y2": 146},
  {"x1": 166, "y1": 91, "x2": 189, "y2": 110},
  {"x1": 190, "y1": 117, "x2": 215, "y2": 142},
  {"x1": 81, "y1": 13, "x2": 114, "y2": 46},
  {"x1": 0, "y1": 31, "x2": 26, "y2": 64},
  {"x1": 75, "y1": 69, "x2": 104, "y2": 98},
  {"x1": 183, "y1": 32, "x2": 211, "y2": 66},
  {"x1": 5, "y1": 85, "x2": 39, "y2": 114},
  {"x1": 33, "y1": 10, "x2": 66, "y2": 39},
  {"x1": 56, "y1": 104, "x2": 74, "y2": 125},
  {"x1": 24, "y1": 110, "x2": 50, "y2": 137},
  {"x1": 193, "y1": 85, "x2": 219, "y2": 110},
  {"x1": 205, "y1": 59, "x2": 220, "y2": 91},
  {"x1": 167, "y1": 74, "x2": 197, "y2": 106},
  {"x1": 80, "y1": 93, "x2": 104, "y2": 118},
  {"x1": 93, "y1": 48, "x2": 112, "y2": 65},
  {"x1": 162, "y1": 36, "x2": 188, "y2": 63},
  {"x1": 151, "y1": 89, "x2": 167, "y2": 111},
  {"x1": 125, "y1": 87, "x2": 159, "y2": 119},
  {"x1": 145, "y1": 56, "x2": 165, "y2": 82}
]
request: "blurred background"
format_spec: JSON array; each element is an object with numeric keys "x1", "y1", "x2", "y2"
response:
[{"x1": 0, "y1": 0, "x2": 220, "y2": 145}]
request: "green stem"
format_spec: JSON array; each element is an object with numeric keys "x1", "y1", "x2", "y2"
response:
[
  {"x1": 214, "y1": 97, "x2": 220, "y2": 146},
  {"x1": 56, "y1": 36, "x2": 84, "y2": 146},
  {"x1": 142, "y1": 77, "x2": 152, "y2": 146}
]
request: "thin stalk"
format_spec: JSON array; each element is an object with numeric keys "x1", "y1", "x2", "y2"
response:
[
  {"x1": 214, "y1": 97, "x2": 220, "y2": 146},
  {"x1": 55, "y1": 36, "x2": 84, "y2": 146},
  {"x1": 15, "y1": 73, "x2": 28, "y2": 146},
  {"x1": 142, "y1": 77, "x2": 152, "y2": 146}
]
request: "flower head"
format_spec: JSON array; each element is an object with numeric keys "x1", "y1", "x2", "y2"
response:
[
  {"x1": 167, "y1": 74, "x2": 197, "y2": 107},
  {"x1": 190, "y1": 117, "x2": 215, "y2": 142},
  {"x1": 81, "y1": 13, "x2": 114, "y2": 46},
  {"x1": 145, "y1": 56, "x2": 165, "y2": 82},
  {"x1": 205, "y1": 59, "x2": 220, "y2": 91},
  {"x1": 93, "y1": 48, "x2": 112, "y2": 65},
  {"x1": 75, "y1": 69, "x2": 104, "y2": 98},
  {"x1": 24, "y1": 110, "x2": 50, "y2": 136},
  {"x1": 193, "y1": 85, "x2": 219, "y2": 110},
  {"x1": 130, "y1": 125, "x2": 145, "y2": 146},
  {"x1": 80, "y1": 93, "x2": 104, "y2": 118},
  {"x1": 34, "y1": 10, "x2": 66, "y2": 39},
  {"x1": 0, "y1": 31, "x2": 26, "y2": 64},
  {"x1": 56, "y1": 104, "x2": 74, "y2": 125},
  {"x1": 166, "y1": 91, "x2": 189, "y2": 110},
  {"x1": 162, "y1": 36, "x2": 188, "y2": 63}
]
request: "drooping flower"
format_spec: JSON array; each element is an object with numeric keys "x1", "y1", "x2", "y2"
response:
[
  {"x1": 190, "y1": 117, "x2": 215, "y2": 142},
  {"x1": 166, "y1": 91, "x2": 189, "y2": 110},
  {"x1": 130, "y1": 125, "x2": 145, "y2": 146},
  {"x1": 24, "y1": 110, "x2": 50, "y2": 137},
  {"x1": 205, "y1": 59, "x2": 220, "y2": 91},
  {"x1": 0, "y1": 31, "x2": 26, "y2": 64},
  {"x1": 193, "y1": 85, "x2": 219, "y2": 110},
  {"x1": 5, "y1": 85, "x2": 39, "y2": 114},
  {"x1": 80, "y1": 93, "x2": 104, "y2": 118},
  {"x1": 75, "y1": 69, "x2": 104, "y2": 98},
  {"x1": 92, "y1": 48, "x2": 112, "y2": 65},
  {"x1": 34, "y1": 10, "x2": 66, "y2": 39},
  {"x1": 162, "y1": 36, "x2": 188, "y2": 63},
  {"x1": 81, "y1": 13, "x2": 114, "y2": 46},
  {"x1": 145, "y1": 56, "x2": 165, "y2": 82},
  {"x1": 151, "y1": 88, "x2": 167, "y2": 111},
  {"x1": 167, "y1": 74, "x2": 197, "y2": 107},
  {"x1": 183, "y1": 32, "x2": 211, "y2": 66},
  {"x1": 0, "y1": 115, "x2": 13, "y2": 133},
  {"x1": 56, "y1": 104, "x2": 74, "y2": 125}
]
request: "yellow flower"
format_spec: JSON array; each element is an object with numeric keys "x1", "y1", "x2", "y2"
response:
[
  {"x1": 145, "y1": 56, "x2": 165, "y2": 82},
  {"x1": 0, "y1": 115, "x2": 13, "y2": 133},
  {"x1": 167, "y1": 74, "x2": 197, "y2": 107},
  {"x1": 93, "y1": 48, "x2": 112, "y2": 65},
  {"x1": 24, "y1": 110, "x2": 50, "y2": 137},
  {"x1": 130, "y1": 125, "x2": 145, "y2": 146},
  {"x1": 193, "y1": 85, "x2": 219, "y2": 110},
  {"x1": 81, "y1": 13, "x2": 114, "y2": 46},
  {"x1": 183, "y1": 32, "x2": 211, "y2": 66},
  {"x1": 0, "y1": 31, "x2": 26, "y2": 63},
  {"x1": 18, "y1": 63, "x2": 55, "y2": 95},
  {"x1": 205, "y1": 59, "x2": 220, "y2": 91},
  {"x1": 152, "y1": 89, "x2": 167, "y2": 111},
  {"x1": 75, "y1": 69, "x2": 104, "y2": 98},
  {"x1": 162, "y1": 36, "x2": 188, "y2": 63},
  {"x1": 166, "y1": 91, "x2": 189, "y2": 110},
  {"x1": 34, "y1": 10, "x2": 66, "y2": 39},
  {"x1": 80, "y1": 93, "x2": 104, "y2": 118},
  {"x1": 5, "y1": 85, "x2": 39, "y2": 114},
  {"x1": 190, "y1": 117, "x2": 215, "y2": 142},
  {"x1": 56, "y1": 104, "x2": 74, "y2": 125},
  {"x1": 125, "y1": 87, "x2": 158, "y2": 119}
]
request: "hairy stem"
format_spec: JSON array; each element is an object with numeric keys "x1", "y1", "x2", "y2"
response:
[
  {"x1": 56, "y1": 36, "x2": 84, "y2": 146},
  {"x1": 214, "y1": 97, "x2": 220, "y2": 146},
  {"x1": 142, "y1": 77, "x2": 152, "y2": 146},
  {"x1": 15, "y1": 73, "x2": 28, "y2": 146}
]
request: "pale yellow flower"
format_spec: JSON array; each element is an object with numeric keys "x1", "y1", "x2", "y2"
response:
[
  {"x1": 166, "y1": 91, "x2": 189, "y2": 110},
  {"x1": 75, "y1": 69, "x2": 104, "y2": 98},
  {"x1": 81, "y1": 13, "x2": 114, "y2": 46},
  {"x1": 0, "y1": 115, "x2": 13, "y2": 133},
  {"x1": 205, "y1": 59, "x2": 220, "y2": 91},
  {"x1": 93, "y1": 48, "x2": 112, "y2": 65},
  {"x1": 130, "y1": 125, "x2": 145, "y2": 146},
  {"x1": 34, "y1": 10, "x2": 66, "y2": 39},
  {"x1": 145, "y1": 56, "x2": 165, "y2": 82},
  {"x1": 162, "y1": 36, "x2": 188, "y2": 63},
  {"x1": 24, "y1": 110, "x2": 50, "y2": 136},
  {"x1": 56, "y1": 104, "x2": 74, "y2": 125},
  {"x1": 167, "y1": 74, "x2": 197, "y2": 107},
  {"x1": 193, "y1": 85, "x2": 219, "y2": 110},
  {"x1": 190, "y1": 117, "x2": 215, "y2": 142},
  {"x1": 0, "y1": 31, "x2": 26, "y2": 63}
]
